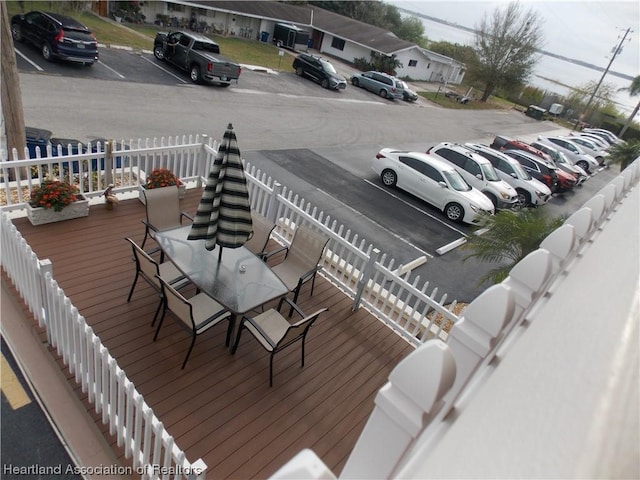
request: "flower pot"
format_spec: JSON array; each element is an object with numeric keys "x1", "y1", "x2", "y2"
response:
[{"x1": 26, "y1": 195, "x2": 89, "y2": 226}]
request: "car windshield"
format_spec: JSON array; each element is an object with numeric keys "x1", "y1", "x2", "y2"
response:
[
  {"x1": 511, "y1": 161, "x2": 531, "y2": 180},
  {"x1": 555, "y1": 152, "x2": 571, "y2": 165},
  {"x1": 320, "y1": 59, "x2": 337, "y2": 74},
  {"x1": 480, "y1": 163, "x2": 501, "y2": 181},
  {"x1": 443, "y1": 170, "x2": 471, "y2": 191}
]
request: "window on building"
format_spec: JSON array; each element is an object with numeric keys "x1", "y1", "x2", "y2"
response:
[
  {"x1": 168, "y1": 3, "x2": 184, "y2": 12},
  {"x1": 408, "y1": 59, "x2": 418, "y2": 67},
  {"x1": 331, "y1": 37, "x2": 346, "y2": 51}
]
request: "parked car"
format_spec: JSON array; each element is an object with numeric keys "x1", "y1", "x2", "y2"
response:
[
  {"x1": 502, "y1": 149, "x2": 569, "y2": 193},
  {"x1": 351, "y1": 71, "x2": 404, "y2": 100},
  {"x1": 398, "y1": 81, "x2": 418, "y2": 102},
  {"x1": 529, "y1": 141, "x2": 588, "y2": 185},
  {"x1": 571, "y1": 132, "x2": 611, "y2": 150},
  {"x1": 464, "y1": 143, "x2": 552, "y2": 207},
  {"x1": 371, "y1": 148, "x2": 495, "y2": 224},
  {"x1": 563, "y1": 135, "x2": 609, "y2": 165},
  {"x1": 582, "y1": 128, "x2": 624, "y2": 145},
  {"x1": 292, "y1": 53, "x2": 347, "y2": 90},
  {"x1": 536, "y1": 136, "x2": 599, "y2": 173},
  {"x1": 11, "y1": 11, "x2": 98, "y2": 65},
  {"x1": 426, "y1": 142, "x2": 519, "y2": 209}
]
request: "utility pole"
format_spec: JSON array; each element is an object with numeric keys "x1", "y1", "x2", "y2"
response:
[{"x1": 572, "y1": 27, "x2": 632, "y2": 131}]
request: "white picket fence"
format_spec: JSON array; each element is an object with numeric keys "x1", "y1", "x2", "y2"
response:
[{"x1": 0, "y1": 213, "x2": 207, "y2": 480}]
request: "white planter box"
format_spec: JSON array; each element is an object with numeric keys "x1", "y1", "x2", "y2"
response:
[{"x1": 26, "y1": 195, "x2": 89, "y2": 226}]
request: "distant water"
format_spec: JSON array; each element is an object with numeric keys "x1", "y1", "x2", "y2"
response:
[{"x1": 411, "y1": 14, "x2": 637, "y2": 116}]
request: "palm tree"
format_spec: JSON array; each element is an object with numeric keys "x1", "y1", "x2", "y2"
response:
[
  {"x1": 606, "y1": 139, "x2": 640, "y2": 171},
  {"x1": 618, "y1": 75, "x2": 640, "y2": 138},
  {"x1": 463, "y1": 209, "x2": 565, "y2": 285}
]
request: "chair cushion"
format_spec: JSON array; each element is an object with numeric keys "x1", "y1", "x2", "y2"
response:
[
  {"x1": 189, "y1": 293, "x2": 228, "y2": 331},
  {"x1": 245, "y1": 309, "x2": 290, "y2": 351}
]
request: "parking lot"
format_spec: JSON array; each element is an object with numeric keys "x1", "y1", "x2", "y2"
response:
[{"x1": 14, "y1": 40, "x2": 605, "y2": 301}]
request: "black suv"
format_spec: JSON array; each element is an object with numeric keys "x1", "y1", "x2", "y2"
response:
[
  {"x1": 292, "y1": 53, "x2": 347, "y2": 90},
  {"x1": 11, "y1": 11, "x2": 98, "y2": 66}
]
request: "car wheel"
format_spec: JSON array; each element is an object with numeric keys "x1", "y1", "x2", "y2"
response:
[
  {"x1": 485, "y1": 193, "x2": 498, "y2": 208},
  {"x1": 596, "y1": 156, "x2": 605, "y2": 166},
  {"x1": 379, "y1": 89, "x2": 388, "y2": 98},
  {"x1": 153, "y1": 45, "x2": 165, "y2": 60},
  {"x1": 190, "y1": 65, "x2": 201, "y2": 84},
  {"x1": 516, "y1": 189, "x2": 531, "y2": 207},
  {"x1": 321, "y1": 78, "x2": 329, "y2": 89},
  {"x1": 42, "y1": 42, "x2": 53, "y2": 61},
  {"x1": 295, "y1": 67, "x2": 303, "y2": 76},
  {"x1": 351, "y1": 77, "x2": 359, "y2": 87},
  {"x1": 444, "y1": 203, "x2": 464, "y2": 222},
  {"x1": 576, "y1": 160, "x2": 589, "y2": 172},
  {"x1": 381, "y1": 169, "x2": 397, "y2": 187},
  {"x1": 11, "y1": 24, "x2": 23, "y2": 42}
]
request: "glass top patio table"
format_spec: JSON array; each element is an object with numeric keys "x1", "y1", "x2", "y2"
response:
[{"x1": 154, "y1": 226, "x2": 288, "y2": 315}]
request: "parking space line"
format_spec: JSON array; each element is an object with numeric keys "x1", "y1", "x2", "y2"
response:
[
  {"x1": 14, "y1": 48, "x2": 44, "y2": 71},
  {"x1": 315, "y1": 186, "x2": 434, "y2": 259},
  {"x1": 140, "y1": 55, "x2": 188, "y2": 83},
  {"x1": 97, "y1": 60, "x2": 125, "y2": 79},
  {"x1": 1, "y1": 353, "x2": 31, "y2": 410},
  {"x1": 363, "y1": 179, "x2": 468, "y2": 236}
]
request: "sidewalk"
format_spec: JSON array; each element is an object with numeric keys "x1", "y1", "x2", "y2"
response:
[{"x1": 1, "y1": 280, "x2": 130, "y2": 480}]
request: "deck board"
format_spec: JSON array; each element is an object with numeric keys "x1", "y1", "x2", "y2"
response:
[{"x1": 9, "y1": 189, "x2": 415, "y2": 479}]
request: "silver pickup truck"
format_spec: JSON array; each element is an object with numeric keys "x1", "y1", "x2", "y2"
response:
[{"x1": 153, "y1": 31, "x2": 241, "y2": 86}]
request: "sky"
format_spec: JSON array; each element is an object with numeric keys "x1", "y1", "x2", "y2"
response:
[
  {"x1": 391, "y1": 0, "x2": 639, "y2": 109},
  {"x1": 391, "y1": 1, "x2": 638, "y2": 77}
]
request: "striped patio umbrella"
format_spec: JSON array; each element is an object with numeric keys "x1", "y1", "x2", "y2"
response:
[{"x1": 188, "y1": 123, "x2": 252, "y2": 259}]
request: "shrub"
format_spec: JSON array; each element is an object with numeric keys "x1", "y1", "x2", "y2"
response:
[
  {"x1": 145, "y1": 168, "x2": 181, "y2": 189},
  {"x1": 29, "y1": 180, "x2": 80, "y2": 212}
]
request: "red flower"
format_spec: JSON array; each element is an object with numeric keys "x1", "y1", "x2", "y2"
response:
[
  {"x1": 145, "y1": 168, "x2": 180, "y2": 189},
  {"x1": 30, "y1": 180, "x2": 80, "y2": 212}
]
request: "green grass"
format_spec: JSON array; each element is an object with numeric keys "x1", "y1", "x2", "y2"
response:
[
  {"x1": 421, "y1": 91, "x2": 511, "y2": 110},
  {"x1": 6, "y1": 1, "x2": 294, "y2": 72}
]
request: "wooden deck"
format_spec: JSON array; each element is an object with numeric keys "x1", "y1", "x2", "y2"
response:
[{"x1": 9, "y1": 189, "x2": 415, "y2": 479}]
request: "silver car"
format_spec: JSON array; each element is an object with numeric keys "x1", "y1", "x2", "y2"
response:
[
  {"x1": 536, "y1": 136, "x2": 599, "y2": 174},
  {"x1": 351, "y1": 71, "x2": 404, "y2": 100},
  {"x1": 465, "y1": 143, "x2": 552, "y2": 207}
]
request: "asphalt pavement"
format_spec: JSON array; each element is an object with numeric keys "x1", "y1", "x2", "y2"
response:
[{"x1": 1, "y1": 337, "x2": 82, "y2": 480}]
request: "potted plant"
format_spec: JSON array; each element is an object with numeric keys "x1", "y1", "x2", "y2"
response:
[
  {"x1": 139, "y1": 168, "x2": 185, "y2": 204},
  {"x1": 26, "y1": 179, "x2": 89, "y2": 225}
]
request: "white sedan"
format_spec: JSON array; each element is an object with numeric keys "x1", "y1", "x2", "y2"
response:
[{"x1": 371, "y1": 148, "x2": 495, "y2": 224}]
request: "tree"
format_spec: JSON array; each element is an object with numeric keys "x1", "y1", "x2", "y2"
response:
[
  {"x1": 566, "y1": 80, "x2": 618, "y2": 124},
  {"x1": 394, "y1": 16, "x2": 426, "y2": 46},
  {"x1": 473, "y1": 2, "x2": 544, "y2": 102},
  {"x1": 1, "y1": 1, "x2": 26, "y2": 158},
  {"x1": 618, "y1": 75, "x2": 640, "y2": 138},
  {"x1": 463, "y1": 209, "x2": 564, "y2": 285},
  {"x1": 606, "y1": 139, "x2": 640, "y2": 171}
]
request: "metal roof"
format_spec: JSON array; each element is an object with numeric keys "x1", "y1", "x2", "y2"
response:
[{"x1": 188, "y1": 1, "x2": 416, "y2": 54}]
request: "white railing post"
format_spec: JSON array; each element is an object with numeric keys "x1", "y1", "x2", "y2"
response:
[
  {"x1": 38, "y1": 259, "x2": 53, "y2": 330},
  {"x1": 266, "y1": 181, "x2": 282, "y2": 223},
  {"x1": 340, "y1": 340, "x2": 457, "y2": 479},
  {"x1": 197, "y1": 135, "x2": 209, "y2": 189},
  {"x1": 352, "y1": 248, "x2": 379, "y2": 311}
]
